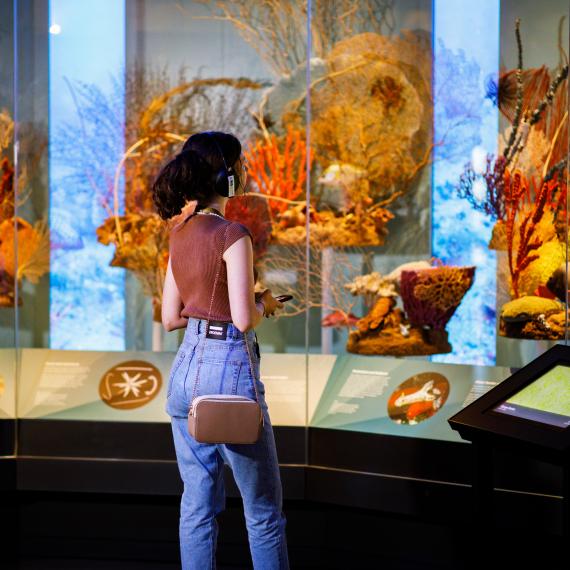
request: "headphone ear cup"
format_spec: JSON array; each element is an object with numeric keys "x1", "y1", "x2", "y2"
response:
[{"x1": 214, "y1": 168, "x2": 229, "y2": 197}]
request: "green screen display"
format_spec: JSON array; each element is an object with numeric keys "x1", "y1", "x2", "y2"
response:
[{"x1": 493, "y1": 365, "x2": 570, "y2": 428}]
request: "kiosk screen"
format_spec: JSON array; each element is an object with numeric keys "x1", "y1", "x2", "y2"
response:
[{"x1": 492, "y1": 365, "x2": 570, "y2": 429}]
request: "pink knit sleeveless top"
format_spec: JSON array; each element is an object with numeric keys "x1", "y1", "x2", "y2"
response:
[{"x1": 169, "y1": 213, "x2": 258, "y2": 323}]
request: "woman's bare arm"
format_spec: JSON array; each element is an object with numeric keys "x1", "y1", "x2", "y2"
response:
[
  {"x1": 224, "y1": 235, "x2": 264, "y2": 332},
  {"x1": 161, "y1": 256, "x2": 190, "y2": 332}
]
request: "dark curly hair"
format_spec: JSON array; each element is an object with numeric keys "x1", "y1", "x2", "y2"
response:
[{"x1": 152, "y1": 131, "x2": 243, "y2": 220}]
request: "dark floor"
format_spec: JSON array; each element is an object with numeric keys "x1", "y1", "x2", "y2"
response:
[{"x1": 6, "y1": 492, "x2": 567, "y2": 570}]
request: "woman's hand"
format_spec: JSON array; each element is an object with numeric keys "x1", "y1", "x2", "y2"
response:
[{"x1": 257, "y1": 288, "x2": 284, "y2": 317}]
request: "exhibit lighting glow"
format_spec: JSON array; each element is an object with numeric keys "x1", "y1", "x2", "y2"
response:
[{"x1": 49, "y1": 23, "x2": 61, "y2": 35}]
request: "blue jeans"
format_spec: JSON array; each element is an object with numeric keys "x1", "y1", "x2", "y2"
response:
[{"x1": 166, "y1": 317, "x2": 290, "y2": 569}]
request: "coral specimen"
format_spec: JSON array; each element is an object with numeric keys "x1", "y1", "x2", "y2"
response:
[
  {"x1": 504, "y1": 169, "x2": 562, "y2": 298},
  {"x1": 308, "y1": 31, "x2": 433, "y2": 206},
  {"x1": 518, "y1": 240, "x2": 565, "y2": 298},
  {"x1": 196, "y1": 0, "x2": 396, "y2": 77},
  {"x1": 243, "y1": 128, "x2": 312, "y2": 221},
  {"x1": 344, "y1": 271, "x2": 398, "y2": 299},
  {"x1": 96, "y1": 213, "x2": 169, "y2": 318},
  {"x1": 456, "y1": 18, "x2": 568, "y2": 253},
  {"x1": 55, "y1": 64, "x2": 265, "y2": 321},
  {"x1": 400, "y1": 266, "x2": 476, "y2": 331},
  {"x1": 500, "y1": 295, "x2": 561, "y2": 321},
  {"x1": 321, "y1": 310, "x2": 360, "y2": 328},
  {"x1": 0, "y1": 110, "x2": 48, "y2": 307},
  {"x1": 346, "y1": 262, "x2": 475, "y2": 357},
  {"x1": 355, "y1": 296, "x2": 396, "y2": 334},
  {"x1": 546, "y1": 262, "x2": 569, "y2": 302},
  {"x1": 272, "y1": 206, "x2": 394, "y2": 247},
  {"x1": 347, "y1": 305, "x2": 452, "y2": 357},
  {"x1": 499, "y1": 295, "x2": 565, "y2": 339},
  {"x1": 0, "y1": 217, "x2": 50, "y2": 307}
]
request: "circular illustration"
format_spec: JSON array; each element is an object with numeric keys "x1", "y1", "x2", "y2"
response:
[
  {"x1": 387, "y1": 372, "x2": 450, "y2": 425},
  {"x1": 99, "y1": 360, "x2": 162, "y2": 410}
]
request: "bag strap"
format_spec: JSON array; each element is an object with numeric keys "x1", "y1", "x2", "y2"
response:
[{"x1": 190, "y1": 219, "x2": 261, "y2": 410}]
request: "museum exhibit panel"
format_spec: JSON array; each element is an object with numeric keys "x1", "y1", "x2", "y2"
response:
[{"x1": 1, "y1": 0, "x2": 569, "y2": 546}]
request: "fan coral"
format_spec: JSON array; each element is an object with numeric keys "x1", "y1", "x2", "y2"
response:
[
  {"x1": 309, "y1": 31, "x2": 433, "y2": 205},
  {"x1": 400, "y1": 266, "x2": 476, "y2": 330}
]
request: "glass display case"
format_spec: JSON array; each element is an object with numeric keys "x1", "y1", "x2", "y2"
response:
[{"x1": 1, "y1": 0, "x2": 569, "y2": 535}]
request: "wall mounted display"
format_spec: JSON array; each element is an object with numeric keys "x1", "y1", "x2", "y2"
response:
[{"x1": 2, "y1": 0, "x2": 569, "y2": 473}]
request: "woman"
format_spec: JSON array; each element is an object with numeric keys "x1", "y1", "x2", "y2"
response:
[{"x1": 152, "y1": 131, "x2": 290, "y2": 569}]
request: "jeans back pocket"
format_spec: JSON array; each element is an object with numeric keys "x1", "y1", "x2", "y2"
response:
[{"x1": 189, "y1": 356, "x2": 242, "y2": 399}]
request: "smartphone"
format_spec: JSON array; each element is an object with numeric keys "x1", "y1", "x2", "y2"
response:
[{"x1": 275, "y1": 294, "x2": 293, "y2": 302}]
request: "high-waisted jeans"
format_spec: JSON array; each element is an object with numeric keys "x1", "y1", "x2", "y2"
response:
[{"x1": 165, "y1": 317, "x2": 290, "y2": 570}]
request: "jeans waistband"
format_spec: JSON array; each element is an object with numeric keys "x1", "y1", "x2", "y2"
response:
[{"x1": 183, "y1": 316, "x2": 257, "y2": 343}]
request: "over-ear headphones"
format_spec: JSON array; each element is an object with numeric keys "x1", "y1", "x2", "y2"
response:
[{"x1": 205, "y1": 132, "x2": 237, "y2": 198}]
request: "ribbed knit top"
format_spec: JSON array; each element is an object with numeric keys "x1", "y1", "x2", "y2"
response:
[{"x1": 169, "y1": 213, "x2": 258, "y2": 323}]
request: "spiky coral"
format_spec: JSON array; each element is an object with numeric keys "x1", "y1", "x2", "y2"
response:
[
  {"x1": 400, "y1": 266, "x2": 475, "y2": 330},
  {"x1": 243, "y1": 128, "x2": 312, "y2": 221}
]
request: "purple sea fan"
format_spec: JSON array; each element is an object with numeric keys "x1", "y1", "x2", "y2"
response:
[{"x1": 400, "y1": 266, "x2": 476, "y2": 330}]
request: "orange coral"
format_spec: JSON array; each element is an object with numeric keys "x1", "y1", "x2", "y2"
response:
[
  {"x1": 96, "y1": 212, "x2": 169, "y2": 312},
  {"x1": 243, "y1": 128, "x2": 313, "y2": 221}
]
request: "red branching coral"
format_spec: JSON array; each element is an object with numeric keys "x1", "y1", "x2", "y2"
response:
[
  {"x1": 243, "y1": 128, "x2": 313, "y2": 220},
  {"x1": 225, "y1": 191, "x2": 272, "y2": 260},
  {"x1": 0, "y1": 157, "x2": 15, "y2": 221},
  {"x1": 504, "y1": 168, "x2": 561, "y2": 297},
  {"x1": 400, "y1": 266, "x2": 476, "y2": 330}
]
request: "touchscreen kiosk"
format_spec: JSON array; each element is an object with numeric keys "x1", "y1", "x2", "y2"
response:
[
  {"x1": 448, "y1": 343, "x2": 570, "y2": 459},
  {"x1": 490, "y1": 364, "x2": 570, "y2": 429}
]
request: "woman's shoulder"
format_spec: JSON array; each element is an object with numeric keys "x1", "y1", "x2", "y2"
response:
[{"x1": 223, "y1": 219, "x2": 254, "y2": 251}]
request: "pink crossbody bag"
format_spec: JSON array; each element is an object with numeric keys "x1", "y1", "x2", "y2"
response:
[{"x1": 188, "y1": 224, "x2": 263, "y2": 444}]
